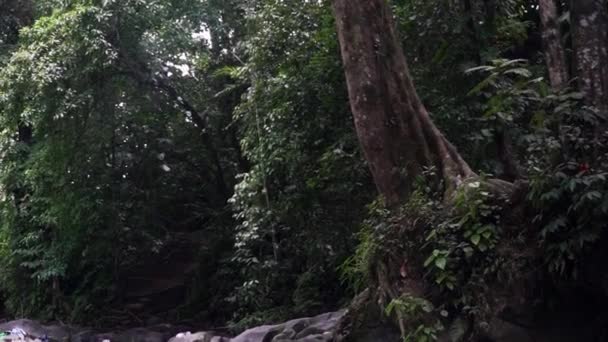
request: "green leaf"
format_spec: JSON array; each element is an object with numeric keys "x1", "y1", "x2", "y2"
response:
[
  {"x1": 435, "y1": 257, "x2": 447, "y2": 270},
  {"x1": 465, "y1": 64, "x2": 497, "y2": 74},
  {"x1": 500, "y1": 58, "x2": 528, "y2": 67},
  {"x1": 470, "y1": 234, "x2": 481, "y2": 246},
  {"x1": 426, "y1": 229, "x2": 438, "y2": 241},
  {"x1": 467, "y1": 75, "x2": 497, "y2": 96},
  {"x1": 504, "y1": 67, "x2": 532, "y2": 78},
  {"x1": 424, "y1": 254, "x2": 435, "y2": 268}
]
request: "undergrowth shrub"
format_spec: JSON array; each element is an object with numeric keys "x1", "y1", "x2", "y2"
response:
[
  {"x1": 469, "y1": 57, "x2": 608, "y2": 282},
  {"x1": 527, "y1": 101, "x2": 608, "y2": 278}
]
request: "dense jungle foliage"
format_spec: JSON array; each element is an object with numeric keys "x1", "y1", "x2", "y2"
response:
[{"x1": 1, "y1": 0, "x2": 608, "y2": 340}]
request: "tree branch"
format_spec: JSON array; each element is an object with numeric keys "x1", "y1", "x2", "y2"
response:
[{"x1": 117, "y1": 58, "x2": 230, "y2": 201}]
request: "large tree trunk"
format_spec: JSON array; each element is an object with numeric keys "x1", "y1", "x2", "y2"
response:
[
  {"x1": 331, "y1": 0, "x2": 474, "y2": 205},
  {"x1": 571, "y1": 0, "x2": 608, "y2": 111},
  {"x1": 539, "y1": 0, "x2": 569, "y2": 90},
  {"x1": 330, "y1": 1, "x2": 526, "y2": 338}
]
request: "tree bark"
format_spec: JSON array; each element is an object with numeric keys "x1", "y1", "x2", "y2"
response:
[
  {"x1": 483, "y1": 0, "x2": 497, "y2": 33},
  {"x1": 571, "y1": 0, "x2": 608, "y2": 111},
  {"x1": 538, "y1": 0, "x2": 569, "y2": 91},
  {"x1": 463, "y1": 0, "x2": 481, "y2": 63},
  {"x1": 332, "y1": 0, "x2": 474, "y2": 206},
  {"x1": 496, "y1": 129, "x2": 521, "y2": 181}
]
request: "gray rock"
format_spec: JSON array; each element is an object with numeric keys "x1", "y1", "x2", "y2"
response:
[
  {"x1": 168, "y1": 331, "x2": 214, "y2": 342},
  {"x1": 0, "y1": 320, "x2": 72, "y2": 342},
  {"x1": 167, "y1": 311, "x2": 345, "y2": 342},
  {"x1": 271, "y1": 327, "x2": 296, "y2": 341},
  {"x1": 0, "y1": 310, "x2": 346, "y2": 342},
  {"x1": 209, "y1": 337, "x2": 230, "y2": 342},
  {"x1": 295, "y1": 335, "x2": 328, "y2": 342},
  {"x1": 230, "y1": 311, "x2": 345, "y2": 342},
  {"x1": 0, "y1": 320, "x2": 47, "y2": 338},
  {"x1": 294, "y1": 326, "x2": 324, "y2": 339}
]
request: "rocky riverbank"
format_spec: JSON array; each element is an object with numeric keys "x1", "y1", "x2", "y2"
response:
[{"x1": 0, "y1": 311, "x2": 347, "y2": 342}]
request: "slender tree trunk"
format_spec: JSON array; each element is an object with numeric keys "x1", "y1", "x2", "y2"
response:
[
  {"x1": 539, "y1": 0, "x2": 569, "y2": 90},
  {"x1": 332, "y1": 0, "x2": 474, "y2": 206},
  {"x1": 483, "y1": 0, "x2": 497, "y2": 33},
  {"x1": 571, "y1": 0, "x2": 608, "y2": 111},
  {"x1": 464, "y1": 0, "x2": 482, "y2": 64},
  {"x1": 496, "y1": 129, "x2": 521, "y2": 181}
]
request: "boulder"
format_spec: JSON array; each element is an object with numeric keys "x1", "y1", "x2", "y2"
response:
[
  {"x1": 231, "y1": 311, "x2": 345, "y2": 342},
  {"x1": 168, "y1": 332, "x2": 231, "y2": 342},
  {"x1": 0, "y1": 320, "x2": 72, "y2": 342},
  {"x1": 168, "y1": 311, "x2": 346, "y2": 342},
  {"x1": 0, "y1": 310, "x2": 346, "y2": 342}
]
